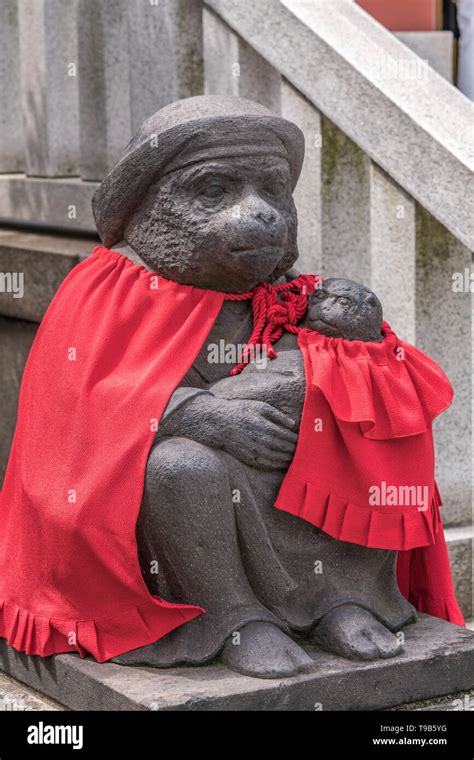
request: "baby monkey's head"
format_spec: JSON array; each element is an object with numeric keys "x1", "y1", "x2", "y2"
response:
[{"x1": 304, "y1": 278, "x2": 383, "y2": 342}]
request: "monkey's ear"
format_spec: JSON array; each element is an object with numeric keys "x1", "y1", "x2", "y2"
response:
[{"x1": 366, "y1": 293, "x2": 379, "y2": 308}]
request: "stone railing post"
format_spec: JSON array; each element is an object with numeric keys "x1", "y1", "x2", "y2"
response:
[
  {"x1": 18, "y1": 0, "x2": 80, "y2": 177},
  {"x1": 78, "y1": 0, "x2": 204, "y2": 181},
  {"x1": 415, "y1": 209, "x2": 472, "y2": 528},
  {"x1": 0, "y1": 0, "x2": 24, "y2": 172}
]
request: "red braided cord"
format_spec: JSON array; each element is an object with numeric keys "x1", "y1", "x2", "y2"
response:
[
  {"x1": 223, "y1": 274, "x2": 322, "y2": 375},
  {"x1": 223, "y1": 275, "x2": 316, "y2": 301}
]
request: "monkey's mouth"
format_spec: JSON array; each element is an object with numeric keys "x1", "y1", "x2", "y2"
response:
[
  {"x1": 309, "y1": 314, "x2": 342, "y2": 336},
  {"x1": 231, "y1": 244, "x2": 283, "y2": 256}
]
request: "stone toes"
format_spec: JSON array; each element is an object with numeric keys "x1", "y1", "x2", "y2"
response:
[
  {"x1": 343, "y1": 630, "x2": 380, "y2": 660},
  {"x1": 311, "y1": 604, "x2": 404, "y2": 662},
  {"x1": 364, "y1": 624, "x2": 403, "y2": 659},
  {"x1": 222, "y1": 622, "x2": 315, "y2": 679}
]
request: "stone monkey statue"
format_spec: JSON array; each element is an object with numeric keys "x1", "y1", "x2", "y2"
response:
[{"x1": 92, "y1": 96, "x2": 415, "y2": 678}]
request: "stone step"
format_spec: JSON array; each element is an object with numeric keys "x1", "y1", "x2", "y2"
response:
[
  {"x1": 387, "y1": 688, "x2": 474, "y2": 711},
  {"x1": 0, "y1": 175, "x2": 97, "y2": 234},
  {"x1": 445, "y1": 524, "x2": 473, "y2": 620},
  {"x1": 0, "y1": 615, "x2": 473, "y2": 711},
  {"x1": 0, "y1": 672, "x2": 66, "y2": 711},
  {"x1": 0, "y1": 228, "x2": 95, "y2": 323}
]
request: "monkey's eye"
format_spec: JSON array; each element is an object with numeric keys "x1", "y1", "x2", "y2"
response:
[
  {"x1": 263, "y1": 181, "x2": 287, "y2": 197},
  {"x1": 337, "y1": 297, "x2": 352, "y2": 309},
  {"x1": 200, "y1": 183, "x2": 226, "y2": 200}
]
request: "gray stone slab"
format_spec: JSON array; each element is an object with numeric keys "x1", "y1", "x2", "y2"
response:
[
  {"x1": 77, "y1": 0, "x2": 133, "y2": 182},
  {"x1": 78, "y1": 0, "x2": 203, "y2": 181},
  {"x1": 281, "y1": 83, "x2": 322, "y2": 275},
  {"x1": 18, "y1": 0, "x2": 80, "y2": 177},
  {"x1": 0, "y1": 229, "x2": 93, "y2": 322},
  {"x1": 0, "y1": 615, "x2": 473, "y2": 711},
  {"x1": 369, "y1": 164, "x2": 416, "y2": 344},
  {"x1": 416, "y1": 208, "x2": 472, "y2": 528},
  {"x1": 0, "y1": 1, "x2": 24, "y2": 172},
  {"x1": 387, "y1": 688, "x2": 474, "y2": 712},
  {"x1": 320, "y1": 118, "x2": 371, "y2": 285},
  {"x1": 127, "y1": 0, "x2": 204, "y2": 135},
  {"x1": 203, "y1": 8, "x2": 281, "y2": 111},
  {"x1": 0, "y1": 673, "x2": 66, "y2": 712},
  {"x1": 446, "y1": 525, "x2": 473, "y2": 620},
  {"x1": 0, "y1": 175, "x2": 98, "y2": 234},
  {"x1": 319, "y1": 121, "x2": 417, "y2": 343}
]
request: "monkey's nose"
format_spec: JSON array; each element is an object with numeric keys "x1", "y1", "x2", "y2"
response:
[{"x1": 256, "y1": 209, "x2": 277, "y2": 226}]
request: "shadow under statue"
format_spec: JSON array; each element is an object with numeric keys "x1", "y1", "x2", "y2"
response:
[{"x1": 92, "y1": 96, "x2": 416, "y2": 679}]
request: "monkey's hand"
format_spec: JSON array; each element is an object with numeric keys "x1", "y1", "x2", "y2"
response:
[{"x1": 159, "y1": 393, "x2": 298, "y2": 469}]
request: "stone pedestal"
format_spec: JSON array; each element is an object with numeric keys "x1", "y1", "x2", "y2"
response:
[{"x1": 0, "y1": 616, "x2": 472, "y2": 711}]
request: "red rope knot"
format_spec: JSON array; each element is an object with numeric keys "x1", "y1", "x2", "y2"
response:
[{"x1": 225, "y1": 274, "x2": 321, "y2": 375}]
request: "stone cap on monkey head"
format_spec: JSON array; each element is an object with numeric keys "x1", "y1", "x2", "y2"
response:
[{"x1": 93, "y1": 95, "x2": 305, "y2": 248}]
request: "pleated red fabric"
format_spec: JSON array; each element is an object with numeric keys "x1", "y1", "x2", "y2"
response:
[
  {"x1": 0, "y1": 247, "x2": 225, "y2": 661},
  {"x1": 275, "y1": 322, "x2": 465, "y2": 626}
]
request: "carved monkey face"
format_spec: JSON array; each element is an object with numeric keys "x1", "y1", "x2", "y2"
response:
[
  {"x1": 123, "y1": 155, "x2": 299, "y2": 293},
  {"x1": 306, "y1": 278, "x2": 383, "y2": 342}
]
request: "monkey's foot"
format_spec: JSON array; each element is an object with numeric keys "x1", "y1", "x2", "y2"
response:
[
  {"x1": 111, "y1": 643, "x2": 166, "y2": 667},
  {"x1": 221, "y1": 621, "x2": 315, "y2": 679},
  {"x1": 311, "y1": 605, "x2": 403, "y2": 661}
]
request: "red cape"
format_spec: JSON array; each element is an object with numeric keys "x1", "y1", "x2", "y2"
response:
[
  {"x1": 275, "y1": 324, "x2": 464, "y2": 626},
  {"x1": 0, "y1": 247, "x2": 224, "y2": 661}
]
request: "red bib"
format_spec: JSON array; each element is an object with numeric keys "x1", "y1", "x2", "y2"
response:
[{"x1": 275, "y1": 323, "x2": 464, "y2": 625}]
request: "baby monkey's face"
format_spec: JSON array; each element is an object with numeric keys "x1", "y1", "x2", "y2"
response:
[{"x1": 305, "y1": 278, "x2": 383, "y2": 342}]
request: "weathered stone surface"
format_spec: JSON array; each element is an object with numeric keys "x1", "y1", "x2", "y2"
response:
[
  {"x1": 0, "y1": 175, "x2": 97, "y2": 233},
  {"x1": 78, "y1": 0, "x2": 203, "y2": 181},
  {"x1": 320, "y1": 121, "x2": 416, "y2": 342},
  {"x1": 18, "y1": 0, "x2": 80, "y2": 177},
  {"x1": 395, "y1": 32, "x2": 454, "y2": 84},
  {"x1": 0, "y1": 0, "x2": 23, "y2": 172},
  {"x1": 77, "y1": 0, "x2": 131, "y2": 181},
  {"x1": 127, "y1": 0, "x2": 203, "y2": 135},
  {"x1": 388, "y1": 688, "x2": 474, "y2": 711},
  {"x1": 281, "y1": 83, "x2": 322, "y2": 275},
  {"x1": 203, "y1": 7, "x2": 241, "y2": 98},
  {"x1": 368, "y1": 165, "x2": 416, "y2": 344},
  {"x1": 203, "y1": 7, "x2": 281, "y2": 110},
  {"x1": 0, "y1": 615, "x2": 472, "y2": 711},
  {"x1": 446, "y1": 525, "x2": 473, "y2": 620},
  {"x1": 320, "y1": 118, "x2": 371, "y2": 284},
  {"x1": 0, "y1": 673, "x2": 65, "y2": 712},
  {"x1": 0, "y1": 229, "x2": 93, "y2": 322},
  {"x1": 416, "y1": 208, "x2": 472, "y2": 528},
  {"x1": 204, "y1": 0, "x2": 474, "y2": 250},
  {"x1": 0, "y1": 316, "x2": 37, "y2": 485}
]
